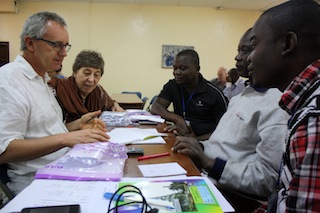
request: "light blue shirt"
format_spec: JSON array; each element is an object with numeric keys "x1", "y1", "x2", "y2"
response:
[{"x1": 223, "y1": 78, "x2": 245, "y2": 100}]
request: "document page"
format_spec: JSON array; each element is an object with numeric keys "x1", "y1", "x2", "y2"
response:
[
  {"x1": 0, "y1": 179, "x2": 117, "y2": 213},
  {"x1": 108, "y1": 128, "x2": 167, "y2": 144},
  {"x1": 0, "y1": 177, "x2": 234, "y2": 213},
  {"x1": 138, "y1": 162, "x2": 187, "y2": 177}
]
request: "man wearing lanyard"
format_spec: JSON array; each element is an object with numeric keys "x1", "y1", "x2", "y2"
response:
[{"x1": 151, "y1": 49, "x2": 228, "y2": 140}]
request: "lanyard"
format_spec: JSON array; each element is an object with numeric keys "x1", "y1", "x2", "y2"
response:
[{"x1": 181, "y1": 87, "x2": 196, "y2": 119}]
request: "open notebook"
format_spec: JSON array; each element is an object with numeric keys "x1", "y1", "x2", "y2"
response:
[{"x1": 108, "y1": 127, "x2": 168, "y2": 145}]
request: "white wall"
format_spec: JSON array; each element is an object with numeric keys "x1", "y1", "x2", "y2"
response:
[{"x1": 0, "y1": 2, "x2": 260, "y2": 104}]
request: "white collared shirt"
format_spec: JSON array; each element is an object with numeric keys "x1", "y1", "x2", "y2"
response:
[{"x1": 0, "y1": 55, "x2": 69, "y2": 193}]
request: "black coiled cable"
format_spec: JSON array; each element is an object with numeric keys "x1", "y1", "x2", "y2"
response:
[{"x1": 107, "y1": 184, "x2": 158, "y2": 213}]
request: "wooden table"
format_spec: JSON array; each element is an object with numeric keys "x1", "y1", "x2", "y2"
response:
[
  {"x1": 111, "y1": 93, "x2": 144, "y2": 110},
  {"x1": 123, "y1": 124, "x2": 201, "y2": 177}
]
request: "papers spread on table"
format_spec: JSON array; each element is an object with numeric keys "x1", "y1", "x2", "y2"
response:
[
  {"x1": 108, "y1": 127, "x2": 167, "y2": 145},
  {"x1": 0, "y1": 179, "x2": 114, "y2": 213},
  {"x1": 138, "y1": 162, "x2": 187, "y2": 177},
  {"x1": 0, "y1": 176, "x2": 234, "y2": 213}
]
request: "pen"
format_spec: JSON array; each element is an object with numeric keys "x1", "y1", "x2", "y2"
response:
[
  {"x1": 104, "y1": 192, "x2": 124, "y2": 201},
  {"x1": 85, "y1": 116, "x2": 96, "y2": 123},
  {"x1": 137, "y1": 152, "x2": 170, "y2": 161}
]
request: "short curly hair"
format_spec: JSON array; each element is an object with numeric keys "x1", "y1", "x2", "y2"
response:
[
  {"x1": 176, "y1": 49, "x2": 200, "y2": 70},
  {"x1": 261, "y1": 0, "x2": 320, "y2": 49},
  {"x1": 72, "y1": 50, "x2": 105, "y2": 76}
]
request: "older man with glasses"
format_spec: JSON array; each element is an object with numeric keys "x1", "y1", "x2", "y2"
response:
[{"x1": 0, "y1": 11, "x2": 109, "y2": 195}]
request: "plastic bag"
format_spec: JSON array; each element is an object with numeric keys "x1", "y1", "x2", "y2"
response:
[
  {"x1": 35, "y1": 142, "x2": 128, "y2": 181},
  {"x1": 100, "y1": 111, "x2": 132, "y2": 126}
]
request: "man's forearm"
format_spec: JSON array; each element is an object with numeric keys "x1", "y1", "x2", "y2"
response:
[
  {"x1": 0, "y1": 136, "x2": 66, "y2": 163},
  {"x1": 151, "y1": 104, "x2": 182, "y2": 123}
]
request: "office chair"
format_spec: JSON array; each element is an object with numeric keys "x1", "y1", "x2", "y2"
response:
[
  {"x1": 121, "y1": 91, "x2": 142, "y2": 99},
  {"x1": 146, "y1": 95, "x2": 158, "y2": 111},
  {"x1": 141, "y1": 97, "x2": 149, "y2": 109},
  {"x1": 0, "y1": 164, "x2": 15, "y2": 207}
]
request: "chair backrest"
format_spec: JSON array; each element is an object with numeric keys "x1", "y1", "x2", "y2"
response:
[
  {"x1": 0, "y1": 164, "x2": 10, "y2": 184},
  {"x1": 141, "y1": 97, "x2": 149, "y2": 109},
  {"x1": 0, "y1": 164, "x2": 15, "y2": 204},
  {"x1": 121, "y1": 91, "x2": 142, "y2": 99},
  {"x1": 146, "y1": 95, "x2": 158, "y2": 111}
]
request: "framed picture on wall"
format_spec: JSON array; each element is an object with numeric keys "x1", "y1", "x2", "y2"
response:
[{"x1": 162, "y1": 45, "x2": 194, "y2": 69}]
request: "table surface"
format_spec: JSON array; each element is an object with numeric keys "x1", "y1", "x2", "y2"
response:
[
  {"x1": 122, "y1": 124, "x2": 201, "y2": 177},
  {"x1": 111, "y1": 93, "x2": 144, "y2": 110},
  {"x1": 111, "y1": 93, "x2": 143, "y2": 104}
]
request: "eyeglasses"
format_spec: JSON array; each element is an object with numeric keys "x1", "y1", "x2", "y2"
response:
[{"x1": 37, "y1": 38, "x2": 71, "y2": 52}]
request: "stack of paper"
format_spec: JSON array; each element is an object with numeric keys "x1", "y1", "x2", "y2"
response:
[{"x1": 126, "y1": 109, "x2": 165, "y2": 124}]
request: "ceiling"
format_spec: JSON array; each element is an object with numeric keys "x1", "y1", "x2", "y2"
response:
[{"x1": 19, "y1": 0, "x2": 293, "y2": 11}]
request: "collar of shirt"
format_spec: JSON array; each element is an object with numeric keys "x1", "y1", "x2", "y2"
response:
[
  {"x1": 16, "y1": 55, "x2": 50, "y2": 82},
  {"x1": 251, "y1": 84, "x2": 268, "y2": 93},
  {"x1": 189, "y1": 73, "x2": 208, "y2": 94},
  {"x1": 280, "y1": 59, "x2": 320, "y2": 115},
  {"x1": 233, "y1": 77, "x2": 244, "y2": 86}
]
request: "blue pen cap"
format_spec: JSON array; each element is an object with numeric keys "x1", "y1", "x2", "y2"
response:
[{"x1": 104, "y1": 192, "x2": 124, "y2": 201}]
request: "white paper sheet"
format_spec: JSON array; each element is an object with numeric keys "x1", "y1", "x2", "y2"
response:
[
  {"x1": 138, "y1": 162, "x2": 187, "y2": 177},
  {"x1": 0, "y1": 179, "x2": 117, "y2": 213},
  {"x1": 108, "y1": 128, "x2": 167, "y2": 144},
  {"x1": 0, "y1": 177, "x2": 234, "y2": 213}
]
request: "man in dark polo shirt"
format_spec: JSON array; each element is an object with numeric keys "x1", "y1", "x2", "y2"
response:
[{"x1": 151, "y1": 49, "x2": 228, "y2": 140}]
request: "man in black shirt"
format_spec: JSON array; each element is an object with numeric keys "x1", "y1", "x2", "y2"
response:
[{"x1": 151, "y1": 49, "x2": 228, "y2": 140}]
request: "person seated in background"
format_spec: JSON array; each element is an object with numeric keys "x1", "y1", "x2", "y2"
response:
[
  {"x1": 47, "y1": 65, "x2": 65, "y2": 79},
  {"x1": 49, "y1": 50, "x2": 124, "y2": 124},
  {"x1": 151, "y1": 49, "x2": 228, "y2": 141},
  {"x1": 0, "y1": 11, "x2": 109, "y2": 195},
  {"x1": 223, "y1": 68, "x2": 245, "y2": 100},
  {"x1": 172, "y1": 28, "x2": 289, "y2": 212},
  {"x1": 209, "y1": 66, "x2": 227, "y2": 91}
]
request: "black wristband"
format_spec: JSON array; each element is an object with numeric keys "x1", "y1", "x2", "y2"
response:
[{"x1": 208, "y1": 158, "x2": 226, "y2": 181}]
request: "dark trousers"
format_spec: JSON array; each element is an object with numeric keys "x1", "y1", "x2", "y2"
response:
[{"x1": 218, "y1": 187, "x2": 262, "y2": 213}]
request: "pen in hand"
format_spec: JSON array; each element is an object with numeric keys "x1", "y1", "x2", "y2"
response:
[{"x1": 85, "y1": 116, "x2": 96, "y2": 123}]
